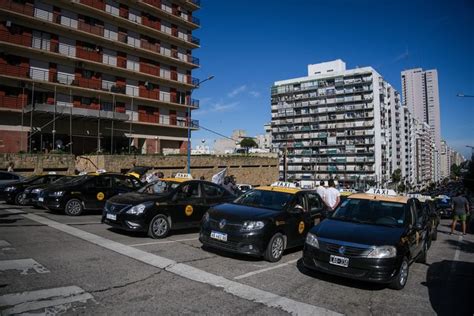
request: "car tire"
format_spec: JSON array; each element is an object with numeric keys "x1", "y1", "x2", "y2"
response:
[
  {"x1": 264, "y1": 233, "x2": 285, "y2": 262},
  {"x1": 64, "y1": 199, "x2": 83, "y2": 216},
  {"x1": 148, "y1": 214, "x2": 170, "y2": 239},
  {"x1": 15, "y1": 193, "x2": 25, "y2": 206},
  {"x1": 389, "y1": 257, "x2": 409, "y2": 290},
  {"x1": 416, "y1": 240, "x2": 428, "y2": 264}
]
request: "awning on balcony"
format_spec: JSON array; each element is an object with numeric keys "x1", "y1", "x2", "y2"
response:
[{"x1": 24, "y1": 103, "x2": 129, "y2": 121}]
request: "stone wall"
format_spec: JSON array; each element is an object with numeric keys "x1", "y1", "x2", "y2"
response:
[
  {"x1": 76, "y1": 155, "x2": 279, "y2": 186},
  {"x1": 0, "y1": 154, "x2": 75, "y2": 175}
]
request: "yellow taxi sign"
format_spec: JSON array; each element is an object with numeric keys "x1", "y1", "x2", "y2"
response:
[{"x1": 257, "y1": 186, "x2": 300, "y2": 194}]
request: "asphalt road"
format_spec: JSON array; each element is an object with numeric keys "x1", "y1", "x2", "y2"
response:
[{"x1": 0, "y1": 203, "x2": 473, "y2": 315}]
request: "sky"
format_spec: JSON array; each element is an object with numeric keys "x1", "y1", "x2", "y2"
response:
[{"x1": 191, "y1": 0, "x2": 474, "y2": 158}]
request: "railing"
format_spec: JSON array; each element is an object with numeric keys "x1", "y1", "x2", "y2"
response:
[
  {"x1": 0, "y1": 95, "x2": 27, "y2": 109},
  {"x1": 0, "y1": 28, "x2": 31, "y2": 47},
  {"x1": 76, "y1": 47, "x2": 102, "y2": 63},
  {"x1": 0, "y1": 0, "x2": 34, "y2": 16},
  {"x1": 80, "y1": 0, "x2": 105, "y2": 11},
  {"x1": 187, "y1": 0, "x2": 201, "y2": 6},
  {"x1": 191, "y1": 99, "x2": 199, "y2": 108},
  {"x1": 191, "y1": 36, "x2": 200, "y2": 45},
  {"x1": 190, "y1": 15, "x2": 200, "y2": 26},
  {"x1": 0, "y1": 64, "x2": 199, "y2": 107}
]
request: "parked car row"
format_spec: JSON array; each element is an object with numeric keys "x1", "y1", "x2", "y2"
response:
[{"x1": 1, "y1": 171, "x2": 440, "y2": 290}]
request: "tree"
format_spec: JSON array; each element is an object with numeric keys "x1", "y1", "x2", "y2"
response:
[
  {"x1": 450, "y1": 163, "x2": 461, "y2": 178},
  {"x1": 397, "y1": 183, "x2": 406, "y2": 193},
  {"x1": 391, "y1": 168, "x2": 402, "y2": 184},
  {"x1": 239, "y1": 138, "x2": 258, "y2": 154}
]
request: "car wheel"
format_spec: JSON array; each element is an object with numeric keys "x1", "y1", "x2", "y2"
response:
[
  {"x1": 15, "y1": 193, "x2": 25, "y2": 206},
  {"x1": 264, "y1": 233, "x2": 285, "y2": 262},
  {"x1": 416, "y1": 240, "x2": 428, "y2": 264},
  {"x1": 64, "y1": 199, "x2": 83, "y2": 216},
  {"x1": 148, "y1": 214, "x2": 170, "y2": 239},
  {"x1": 389, "y1": 257, "x2": 409, "y2": 290}
]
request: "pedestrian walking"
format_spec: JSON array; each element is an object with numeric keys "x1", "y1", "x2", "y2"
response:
[
  {"x1": 7, "y1": 162, "x2": 14, "y2": 172},
  {"x1": 450, "y1": 190, "x2": 470, "y2": 235}
]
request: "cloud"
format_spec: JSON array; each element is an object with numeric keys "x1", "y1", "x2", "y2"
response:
[
  {"x1": 228, "y1": 85, "x2": 247, "y2": 98},
  {"x1": 193, "y1": 101, "x2": 239, "y2": 116},
  {"x1": 249, "y1": 91, "x2": 261, "y2": 97},
  {"x1": 392, "y1": 49, "x2": 409, "y2": 63}
]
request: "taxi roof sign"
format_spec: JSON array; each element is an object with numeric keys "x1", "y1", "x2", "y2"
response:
[
  {"x1": 271, "y1": 181, "x2": 297, "y2": 188},
  {"x1": 96, "y1": 169, "x2": 107, "y2": 174},
  {"x1": 365, "y1": 188, "x2": 397, "y2": 196},
  {"x1": 174, "y1": 173, "x2": 193, "y2": 179}
]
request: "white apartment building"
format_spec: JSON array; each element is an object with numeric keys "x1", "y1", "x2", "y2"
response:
[
  {"x1": 440, "y1": 139, "x2": 452, "y2": 179},
  {"x1": 401, "y1": 68, "x2": 442, "y2": 181},
  {"x1": 271, "y1": 60, "x2": 408, "y2": 190}
]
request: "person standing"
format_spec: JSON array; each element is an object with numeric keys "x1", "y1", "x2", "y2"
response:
[
  {"x1": 316, "y1": 180, "x2": 326, "y2": 201},
  {"x1": 450, "y1": 190, "x2": 470, "y2": 235},
  {"x1": 324, "y1": 179, "x2": 340, "y2": 211},
  {"x1": 7, "y1": 162, "x2": 14, "y2": 172}
]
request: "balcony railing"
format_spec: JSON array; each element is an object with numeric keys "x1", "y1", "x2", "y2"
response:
[
  {"x1": 0, "y1": 64, "x2": 199, "y2": 107},
  {"x1": 0, "y1": 0, "x2": 34, "y2": 16},
  {"x1": 0, "y1": 95, "x2": 27, "y2": 109},
  {"x1": 191, "y1": 36, "x2": 200, "y2": 45},
  {"x1": 0, "y1": 28, "x2": 31, "y2": 47}
]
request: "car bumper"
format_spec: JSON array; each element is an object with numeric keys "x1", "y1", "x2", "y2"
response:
[
  {"x1": 101, "y1": 211, "x2": 148, "y2": 232},
  {"x1": 42, "y1": 196, "x2": 66, "y2": 211},
  {"x1": 1, "y1": 191, "x2": 17, "y2": 202},
  {"x1": 302, "y1": 244, "x2": 400, "y2": 284},
  {"x1": 199, "y1": 225, "x2": 267, "y2": 257}
]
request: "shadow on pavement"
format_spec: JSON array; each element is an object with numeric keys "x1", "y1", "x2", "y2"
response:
[
  {"x1": 296, "y1": 259, "x2": 386, "y2": 291},
  {"x1": 423, "y1": 260, "x2": 474, "y2": 315},
  {"x1": 200, "y1": 245, "x2": 302, "y2": 262}
]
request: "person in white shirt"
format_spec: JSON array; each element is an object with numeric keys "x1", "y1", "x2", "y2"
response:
[
  {"x1": 316, "y1": 180, "x2": 326, "y2": 201},
  {"x1": 324, "y1": 179, "x2": 340, "y2": 211}
]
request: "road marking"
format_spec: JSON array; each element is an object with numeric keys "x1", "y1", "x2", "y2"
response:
[
  {"x1": 11, "y1": 211, "x2": 341, "y2": 316},
  {"x1": 129, "y1": 237, "x2": 199, "y2": 247},
  {"x1": 0, "y1": 258, "x2": 50, "y2": 275},
  {"x1": 0, "y1": 285, "x2": 93, "y2": 315},
  {"x1": 449, "y1": 234, "x2": 463, "y2": 276},
  {"x1": 234, "y1": 259, "x2": 299, "y2": 280}
]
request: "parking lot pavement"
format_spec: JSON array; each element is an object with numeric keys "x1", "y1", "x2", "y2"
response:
[{"x1": 1, "y1": 203, "x2": 473, "y2": 315}]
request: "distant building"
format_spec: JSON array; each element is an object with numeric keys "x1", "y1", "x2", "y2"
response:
[
  {"x1": 440, "y1": 140, "x2": 451, "y2": 179},
  {"x1": 401, "y1": 68, "x2": 442, "y2": 181},
  {"x1": 214, "y1": 129, "x2": 245, "y2": 154},
  {"x1": 271, "y1": 60, "x2": 408, "y2": 189},
  {"x1": 255, "y1": 123, "x2": 272, "y2": 151}
]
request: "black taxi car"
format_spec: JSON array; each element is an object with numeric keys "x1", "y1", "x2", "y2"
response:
[
  {"x1": 102, "y1": 175, "x2": 237, "y2": 238},
  {"x1": 40, "y1": 172, "x2": 143, "y2": 216},
  {"x1": 1, "y1": 173, "x2": 64, "y2": 205},
  {"x1": 200, "y1": 182, "x2": 327, "y2": 262},
  {"x1": 20, "y1": 176, "x2": 77, "y2": 207},
  {"x1": 302, "y1": 189, "x2": 430, "y2": 290}
]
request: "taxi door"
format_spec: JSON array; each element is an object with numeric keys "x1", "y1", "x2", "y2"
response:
[
  {"x1": 84, "y1": 176, "x2": 115, "y2": 209},
  {"x1": 284, "y1": 192, "x2": 313, "y2": 248},
  {"x1": 169, "y1": 182, "x2": 206, "y2": 227},
  {"x1": 406, "y1": 199, "x2": 423, "y2": 258}
]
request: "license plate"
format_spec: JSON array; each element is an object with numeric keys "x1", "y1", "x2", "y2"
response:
[
  {"x1": 329, "y1": 255, "x2": 349, "y2": 267},
  {"x1": 106, "y1": 213, "x2": 116, "y2": 221},
  {"x1": 210, "y1": 231, "x2": 227, "y2": 242},
  {"x1": 38, "y1": 197, "x2": 44, "y2": 202}
]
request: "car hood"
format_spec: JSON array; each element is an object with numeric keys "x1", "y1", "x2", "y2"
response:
[
  {"x1": 209, "y1": 203, "x2": 279, "y2": 221},
  {"x1": 311, "y1": 219, "x2": 405, "y2": 246},
  {"x1": 108, "y1": 192, "x2": 169, "y2": 205}
]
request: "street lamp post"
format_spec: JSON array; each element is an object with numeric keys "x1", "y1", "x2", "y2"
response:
[{"x1": 187, "y1": 75, "x2": 214, "y2": 174}]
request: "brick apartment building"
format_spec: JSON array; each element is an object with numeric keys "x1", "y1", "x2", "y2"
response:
[{"x1": 0, "y1": 0, "x2": 200, "y2": 154}]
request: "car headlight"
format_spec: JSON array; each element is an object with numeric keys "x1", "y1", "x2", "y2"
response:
[
  {"x1": 32, "y1": 188, "x2": 41, "y2": 194},
  {"x1": 4, "y1": 186, "x2": 16, "y2": 192},
  {"x1": 50, "y1": 191, "x2": 65, "y2": 197},
  {"x1": 305, "y1": 232, "x2": 319, "y2": 249},
  {"x1": 242, "y1": 221, "x2": 265, "y2": 231},
  {"x1": 126, "y1": 203, "x2": 147, "y2": 215},
  {"x1": 202, "y1": 212, "x2": 210, "y2": 223},
  {"x1": 367, "y1": 246, "x2": 397, "y2": 258}
]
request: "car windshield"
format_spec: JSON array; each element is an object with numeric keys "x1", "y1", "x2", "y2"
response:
[
  {"x1": 331, "y1": 198, "x2": 407, "y2": 227},
  {"x1": 52, "y1": 176, "x2": 76, "y2": 185},
  {"x1": 138, "y1": 180, "x2": 179, "y2": 194},
  {"x1": 233, "y1": 189, "x2": 293, "y2": 211}
]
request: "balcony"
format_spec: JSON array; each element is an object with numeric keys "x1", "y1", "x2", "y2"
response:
[
  {"x1": 24, "y1": 103, "x2": 129, "y2": 121},
  {"x1": 76, "y1": 47, "x2": 102, "y2": 63},
  {"x1": 78, "y1": 21, "x2": 104, "y2": 37},
  {"x1": 0, "y1": 95, "x2": 27, "y2": 109},
  {"x1": 0, "y1": 0, "x2": 34, "y2": 16},
  {"x1": 0, "y1": 28, "x2": 31, "y2": 47}
]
